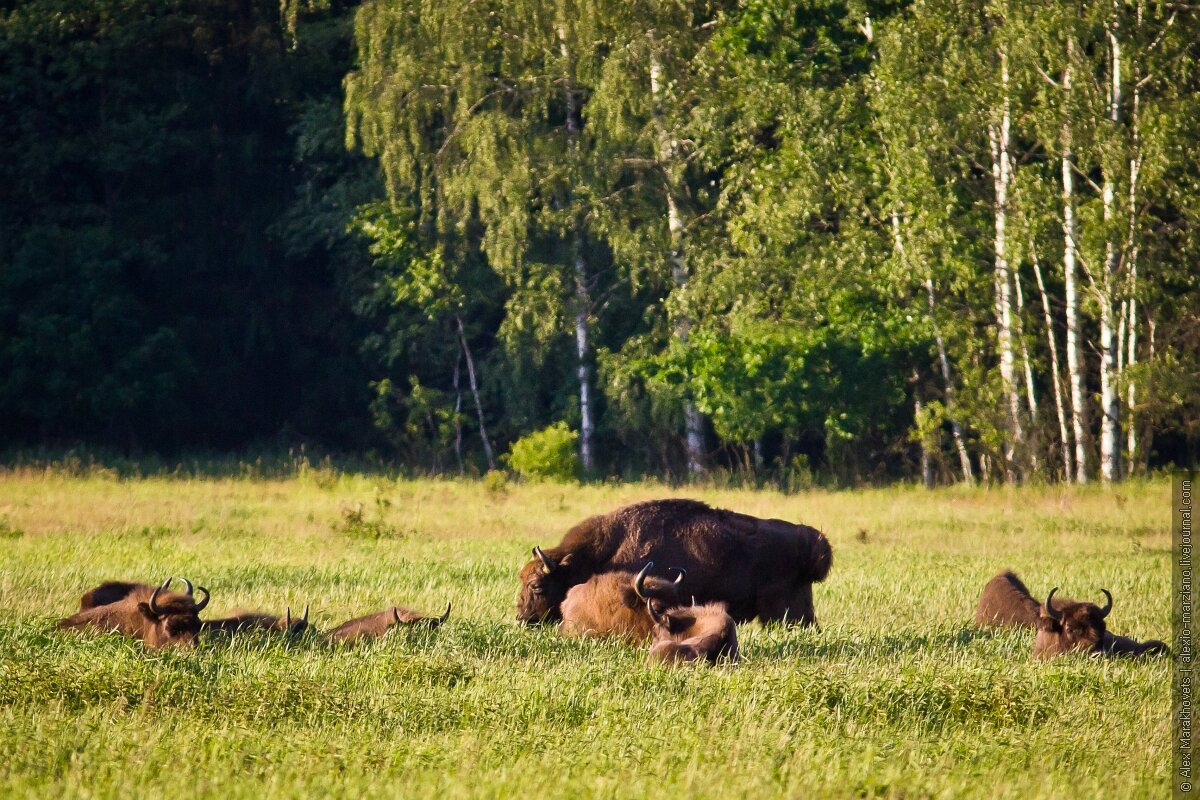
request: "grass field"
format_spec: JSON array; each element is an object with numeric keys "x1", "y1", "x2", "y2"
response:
[{"x1": 0, "y1": 467, "x2": 1172, "y2": 798}]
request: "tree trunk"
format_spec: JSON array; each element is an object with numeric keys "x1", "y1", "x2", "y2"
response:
[
  {"x1": 1012, "y1": 267, "x2": 1040, "y2": 476},
  {"x1": 455, "y1": 314, "x2": 495, "y2": 471},
  {"x1": 650, "y1": 44, "x2": 704, "y2": 476},
  {"x1": 1099, "y1": 12, "x2": 1124, "y2": 483},
  {"x1": 1062, "y1": 42, "x2": 1089, "y2": 484},
  {"x1": 892, "y1": 209, "x2": 973, "y2": 482},
  {"x1": 1030, "y1": 241, "x2": 1073, "y2": 481},
  {"x1": 559, "y1": 24, "x2": 595, "y2": 474},
  {"x1": 987, "y1": 49, "x2": 1024, "y2": 483},
  {"x1": 913, "y1": 369, "x2": 933, "y2": 489},
  {"x1": 452, "y1": 349, "x2": 464, "y2": 475}
]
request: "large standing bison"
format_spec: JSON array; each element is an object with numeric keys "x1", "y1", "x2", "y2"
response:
[{"x1": 516, "y1": 499, "x2": 832, "y2": 627}]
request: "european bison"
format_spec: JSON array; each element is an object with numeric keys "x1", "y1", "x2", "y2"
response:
[
  {"x1": 645, "y1": 600, "x2": 739, "y2": 666},
  {"x1": 1035, "y1": 588, "x2": 1169, "y2": 659},
  {"x1": 975, "y1": 570, "x2": 1168, "y2": 658},
  {"x1": 201, "y1": 605, "x2": 310, "y2": 637},
  {"x1": 327, "y1": 602, "x2": 451, "y2": 644},
  {"x1": 58, "y1": 577, "x2": 210, "y2": 648},
  {"x1": 558, "y1": 562, "x2": 687, "y2": 641},
  {"x1": 517, "y1": 499, "x2": 831, "y2": 627}
]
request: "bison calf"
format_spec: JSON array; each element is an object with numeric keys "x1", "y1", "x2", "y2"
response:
[
  {"x1": 646, "y1": 600, "x2": 739, "y2": 666},
  {"x1": 327, "y1": 602, "x2": 451, "y2": 644},
  {"x1": 59, "y1": 577, "x2": 210, "y2": 649},
  {"x1": 1035, "y1": 588, "x2": 1168, "y2": 659},
  {"x1": 558, "y1": 562, "x2": 686, "y2": 642},
  {"x1": 202, "y1": 605, "x2": 310, "y2": 637}
]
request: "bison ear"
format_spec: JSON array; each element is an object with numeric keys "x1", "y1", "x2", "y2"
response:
[{"x1": 557, "y1": 553, "x2": 574, "y2": 569}]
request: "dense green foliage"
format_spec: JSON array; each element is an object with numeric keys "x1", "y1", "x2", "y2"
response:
[
  {"x1": 2, "y1": 0, "x2": 1198, "y2": 484},
  {"x1": 0, "y1": 471, "x2": 1171, "y2": 797}
]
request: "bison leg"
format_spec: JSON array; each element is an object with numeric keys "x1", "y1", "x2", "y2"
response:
[
  {"x1": 772, "y1": 581, "x2": 819, "y2": 628},
  {"x1": 754, "y1": 584, "x2": 796, "y2": 625}
]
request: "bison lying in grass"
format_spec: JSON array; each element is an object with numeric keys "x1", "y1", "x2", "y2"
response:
[
  {"x1": 59, "y1": 577, "x2": 210, "y2": 649},
  {"x1": 1035, "y1": 588, "x2": 1169, "y2": 659},
  {"x1": 975, "y1": 570, "x2": 1168, "y2": 658},
  {"x1": 327, "y1": 602, "x2": 451, "y2": 644},
  {"x1": 646, "y1": 600, "x2": 739, "y2": 666},
  {"x1": 201, "y1": 605, "x2": 310, "y2": 637},
  {"x1": 558, "y1": 562, "x2": 686, "y2": 642},
  {"x1": 518, "y1": 498, "x2": 831, "y2": 627}
]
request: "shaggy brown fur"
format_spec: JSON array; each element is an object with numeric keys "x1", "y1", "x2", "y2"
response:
[
  {"x1": 58, "y1": 579, "x2": 209, "y2": 649},
  {"x1": 558, "y1": 562, "x2": 686, "y2": 642},
  {"x1": 517, "y1": 499, "x2": 832, "y2": 627},
  {"x1": 201, "y1": 606, "x2": 309, "y2": 637},
  {"x1": 646, "y1": 601, "x2": 739, "y2": 666},
  {"x1": 974, "y1": 571, "x2": 1075, "y2": 627},
  {"x1": 327, "y1": 603, "x2": 451, "y2": 644},
  {"x1": 1034, "y1": 588, "x2": 1169, "y2": 659},
  {"x1": 80, "y1": 577, "x2": 197, "y2": 610}
]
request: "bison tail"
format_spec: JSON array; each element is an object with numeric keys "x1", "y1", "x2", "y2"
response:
[{"x1": 799, "y1": 527, "x2": 833, "y2": 583}]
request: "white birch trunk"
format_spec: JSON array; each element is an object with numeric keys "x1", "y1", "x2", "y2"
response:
[
  {"x1": 892, "y1": 210, "x2": 973, "y2": 482},
  {"x1": 1099, "y1": 12, "x2": 1124, "y2": 483},
  {"x1": 650, "y1": 46, "x2": 704, "y2": 476},
  {"x1": 558, "y1": 24, "x2": 595, "y2": 474},
  {"x1": 1030, "y1": 242, "x2": 1073, "y2": 481},
  {"x1": 987, "y1": 50, "x2": 1024, "y2": 483},
  {"x1": 1062, "y1": 43, "x2": 1089, "y2": 484},
  {"x1": 452, "y1": 350, "x2": 464, "y2": 475},
  {"x1": 455, "y1": 314, "x2": 495, "y2": 471}
]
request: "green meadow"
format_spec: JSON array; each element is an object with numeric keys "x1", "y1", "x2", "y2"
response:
[{"x1": 0, "y1": 468, "x2": 1171, "y2": 798}]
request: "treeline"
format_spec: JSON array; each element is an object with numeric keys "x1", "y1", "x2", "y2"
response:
[{"x1": 2, "y1": 0, "x2": 1198, "y2": 484}]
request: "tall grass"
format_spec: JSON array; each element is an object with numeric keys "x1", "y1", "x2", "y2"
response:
[{"x1": 0, "y1": 471, "x2": 1170, "y2": 798}]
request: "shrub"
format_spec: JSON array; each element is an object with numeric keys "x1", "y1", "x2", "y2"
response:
[{"x1": 503, "y1": 423, "x2": 581, "y2": 483}]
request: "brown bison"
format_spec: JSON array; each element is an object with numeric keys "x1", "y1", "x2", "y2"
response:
[
  {"x1": 1035, "y1": 588, "x2": 1169, "y2": 659},
  {"x1": 201, "y1": 605, "x2": 310, "y2": 637},
  {"x1": 975, "y1": 570, "x2": 1168, "y2": 658},
  {"x1": 517, "y1": 499, "x2": 831, "y2": 627},
  {"x1": 558, "y1": 562, "x2": 687, "y2": 641},
  {"x1": 58, "y1": 577, "x2": 210, "y2": 649},
  {"x1": 327, "y1": 602, "x2": 451, "y2": 644},
  {"x1": 646, "y1": 600, "x2": 739, "y2": 666}
]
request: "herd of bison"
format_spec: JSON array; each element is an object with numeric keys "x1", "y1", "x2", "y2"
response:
[{"x1": 55, "y1": 498, "x2": 1169, "y2": 663}]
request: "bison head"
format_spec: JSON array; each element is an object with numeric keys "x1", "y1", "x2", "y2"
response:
[
  {"x1": 1034, "y1": 587, "x2": 1111, "y2": 658},
  {"x1": 516, "y1": 546, "x2": 575, "y2": 624},
  {"x1": 137, "y1": 580, "x2": 210, "y2": 648},
  {"x1": 646, "y1": 600, "x2": 739, "y2": 666},
  {"x1": 283, "y1": 605, "x2": 310, "y2": 636}
]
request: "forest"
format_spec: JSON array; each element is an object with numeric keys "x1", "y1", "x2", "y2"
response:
[{"x1": 2, "y1": 0, "x2": 1198, "y2": 484}]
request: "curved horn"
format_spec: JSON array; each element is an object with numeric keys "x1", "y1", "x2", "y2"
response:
[
  {"x1": 1097, "y1": 589, "x2": 1113, "y2": 619},
  {"x1": 392, "y1": 607, "x2": 402, "y2": 626},
  {"x1": 633, "y1": 561, "x2": 655, "y2": 600},
  {"x1": 176, "y1": 577, "x2": 194, "y2": 596},
  {"x1": 148, "y1": 584, "x2": 165, "y2": 616},
  {"x1": 286, "y1": 607, "x2": 293, "y2": 629},
  {"x1": 1044, "y1": 587, "x2": 1063, "y2": 620},
  {"x1": 668, "y1": 567, "x2": 687, "y2": 586},
  {"x1": 192, "y1": 585, "x2": 210, "y2": 612},
  {"x1": 159, "y1": 577, "x2": 173, "y2": 591},
  {"x1": 533, "y1": 546, "x2": 556, "y2": 573},
  {"x1": 438, "y1": 602, "x2": 451, "y2": 624},
  {"x1": 646, "y1": 598, "x2": 667, "y2": 627},
  {"x1": 301, "y1": 604, "x2": 310, "y2": 625}
]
